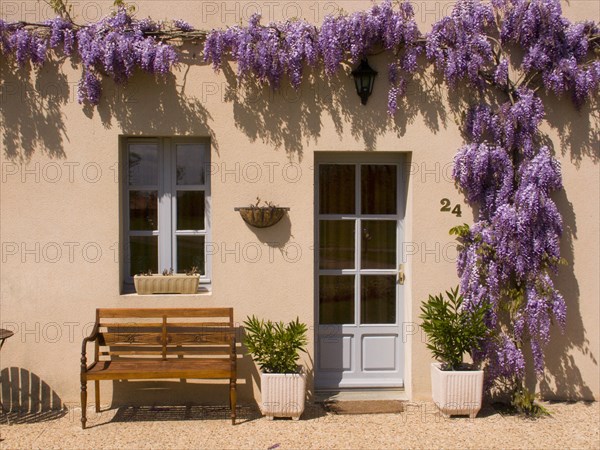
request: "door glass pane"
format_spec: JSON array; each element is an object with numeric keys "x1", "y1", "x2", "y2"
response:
[
  {"x1": 319, "y1": 276, "x2": 355, "y2": 324},
  {"x1": 129, "y1": 191, "x2": 158, "y2": 230},
  {"x1": 361, "y1": 275, "x2": 396, "y2": 324},
  {"x1": 177, "y1": 191, "x2": 205, "y2": 230},
  {"x1": 128, "y1": 144, "x2": 158, "y2": 186},
  {"x1": 177, "y1": 236, "x2": 205, "y2": 275},
  {"x1": 176, "y1": 144, "x2": 205, "y2": 185},
  {"x1": 319, "y1": 220, "x2": 355, "y2": 269},
  {"x1": 319, "y1": 165, "x2": 355, "y2": 214},
  {"x1": 129, "y1": 236, "x2": 158, "y2": 275},
  {"x1": 361, "y1": 220, "x2": 396, "y2": 269},
  {"x1": 361, "y1": 165, "x2": 397, "y2": 214}
]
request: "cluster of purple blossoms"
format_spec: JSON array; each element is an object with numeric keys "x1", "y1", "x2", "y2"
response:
[
  {"x1": 498, "y1": 0, "x2": 600, "y2": 106},
  {"x1": 0, "y1": 8, "x2": 179, "y2": 104},
  {"x1": 75, "y1": 8, "x2": 178, "y2": 104},
  {"x1": 443, "y1": 0, "x2": 592, "y2": 388},
  {"x1": 453, "y1": 87, "x2": 568, "y2": 381},
  {"x1": 426, "y1": 0, "x2": 495, "y2": 87},
  {"x1": 0, "y1": 19, "x2": 49, "y2": 66},
  {"x1": 203, "y1": 0, "x2": 422, "y2": 115},
  {"x1": 204, "y1": 14, "x2": 319, "y2": 89}
]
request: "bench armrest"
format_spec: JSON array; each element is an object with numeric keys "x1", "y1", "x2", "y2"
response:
[{"x1": 81, "y1": 323, "x2": 100, "y2": 372}]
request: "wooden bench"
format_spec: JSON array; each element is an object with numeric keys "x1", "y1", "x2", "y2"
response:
[{"x1": 80, "y1": 308, "x2": 237, "y2": 428}]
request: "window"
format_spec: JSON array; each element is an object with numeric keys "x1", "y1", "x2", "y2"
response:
[{"x1": 123, "y1": 137, "x2": 211, "y2": 289}]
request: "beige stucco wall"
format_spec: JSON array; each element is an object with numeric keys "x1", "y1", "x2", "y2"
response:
[{"x1": 1, "y1": 1, "x2": 598, "y2": 414}]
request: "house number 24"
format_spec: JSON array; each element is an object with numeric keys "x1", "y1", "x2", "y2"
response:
[{"x1": 440, "y1": 198, "x2": 462, "y2": 217}]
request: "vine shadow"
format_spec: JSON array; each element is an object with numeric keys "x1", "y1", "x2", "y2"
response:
[
  {"x1": 219, "y1": 54, "x2": 447, "y2": 161},
  {"x1": 0, "y1": 61, "x2": 69, "y2": 162},
  {"x1": 543, "y1": 93, "x2": 600, "y2": 167},
  {"x1": 538, "y1": 187, "x2": 596, "y2": 400},
  {"x1": 84, "y1": 48, "x2": 218, "y2": 153}
]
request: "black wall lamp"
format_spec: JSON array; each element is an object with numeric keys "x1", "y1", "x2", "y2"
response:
[{"x1": 352, "y1": 59, "x2": 378, "y2": 105}]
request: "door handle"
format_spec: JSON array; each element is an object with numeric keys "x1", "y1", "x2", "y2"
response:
[{"x1": 397, "y1": 264, "x2": 406, "y2": 285}]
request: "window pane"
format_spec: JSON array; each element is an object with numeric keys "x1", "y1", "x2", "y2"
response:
[
  {"x1": 128, "y1": 144, "x2": 158, "y2": 186},
  {"x1": 319, "y1": 165, "x2": 355, "y2": 214},
  {"x1": 129, "y1": 191, "x2": 158, "y2": 231},
  {"x1": 361, "y1": 165, "x2": 397, "y2": 214},
  {"x1": 177, "y1": 191, "x2": 205, "y2": 230},
  {"x1": 319, "y1": 220, "x2": 355, "y2": 269},
  {"x1": 319, "y1": 276, "x2": 355, "y2": 324},
  {"x1": 177, "y1": 236, "x2": 205, "y2": 275},
  {"x1": 361, "y1": 275, "x2": 396, "y2": 324},
  {"x1": 130, "y1": 236, "x2": 158, "y2": 275},
  {"x1": 176, "y1": 144, "x2": 205, "y2": 185},
  {"x1": 361, "y1": 220, "x2": 396, "y2": 269}
]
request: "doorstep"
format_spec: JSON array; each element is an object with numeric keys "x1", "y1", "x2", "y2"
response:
[{"x1": 314, "y1": 388, "x2": 408, "y2": 402}]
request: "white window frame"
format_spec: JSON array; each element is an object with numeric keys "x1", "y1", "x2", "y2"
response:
[{"x1": 123, "y1": 137, "x2": 211, "y2": 291}]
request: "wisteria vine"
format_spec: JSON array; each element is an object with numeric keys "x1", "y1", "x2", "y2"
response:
[{"x1": 1, "y1": 0, "x2": 599, "y2": 401}]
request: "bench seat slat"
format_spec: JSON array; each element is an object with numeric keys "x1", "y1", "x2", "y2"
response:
[{"x1": 86, "y1": 359, "x2": 233, "y2": 380}]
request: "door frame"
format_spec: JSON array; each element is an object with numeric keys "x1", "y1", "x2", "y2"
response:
[{"x1": 313, "y1": 152, "x2": 408, "y2": 389}]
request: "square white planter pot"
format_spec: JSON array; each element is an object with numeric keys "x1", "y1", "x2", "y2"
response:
[
  {"x1": 431, "y1": 362, "x2": 484, "y2": 418},
  {"x1": 260, "y1": 371, "x2": 306, "y2": 420}
]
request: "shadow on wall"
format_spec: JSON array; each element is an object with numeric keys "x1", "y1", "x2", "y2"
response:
[
  {"x1": 539, "y1": 188, "x2": 597, "y2": 400},
  {"x1": 544, "y1": 94, "x2": 600, "y2": 167},
  {"x1": 219, "y1": 55, "x2": 448, "y2": 160},
  {"x1": 0, "y1": 63, "x2": 68, "y2": 161},
  {"x1": 0, "y1": 367, "x2": 68, "y2": 423},
  {"x1": 90, "y1": 48, "x2": 219, "y2": 155},
  {"x1": 0, "y1": 47, "x2": 218, "y2": 161}
]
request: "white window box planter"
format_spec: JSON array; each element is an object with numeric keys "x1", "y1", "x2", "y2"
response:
[
  {"x1": 430, "y1": 362, "x2": 484, "y2": 418},
  {"x1": 260, "y1": 370, "x2": 306, "y2": 420},
  {"x1": 133, "y1": 275, "x2": 200, "y2": 295}
]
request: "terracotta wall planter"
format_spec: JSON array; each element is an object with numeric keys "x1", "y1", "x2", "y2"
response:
[
  {"x1": 133, "y1": 275, "x2": 200, "y2": 294},
  {"x1": 234, "y1": 207, "x2": 290, "y2": 228}
]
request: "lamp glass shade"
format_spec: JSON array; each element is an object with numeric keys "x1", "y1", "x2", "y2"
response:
[{"x1": 352, "y1": 59, "x2": 378, "y2": 105}]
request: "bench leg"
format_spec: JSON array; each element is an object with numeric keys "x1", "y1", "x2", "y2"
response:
[
  {"x1": 80, "y1": 380, "x2": 87, "y2": 429},
  {"x1": 95, "y1": 381, "x2": 100, "y2": 413},
  {"x1": 230, "y1": 378, "x2": 236, "y2": 425}
]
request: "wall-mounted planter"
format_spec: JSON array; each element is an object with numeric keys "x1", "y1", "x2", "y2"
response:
[
  {"x1": 234, "y1": 206, "x2": 290, "y2": 228},
  {"x1": 133, "y1": 274, "x2": 200, "y2": 294}
]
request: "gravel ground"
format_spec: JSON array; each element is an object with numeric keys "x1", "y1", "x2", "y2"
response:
[{"x1": 1, "y1": 401, "x2": 598, "y2": 449}]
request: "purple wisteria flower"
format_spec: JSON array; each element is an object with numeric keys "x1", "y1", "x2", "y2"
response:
[
  {"x1": 1, "y1": 8, "x2": 178, "y2": 104},
  {"x1": 203, "y1": 0, "x2": 422, "y2": 114}
]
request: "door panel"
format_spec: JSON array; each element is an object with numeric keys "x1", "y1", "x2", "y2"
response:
[
  {"x1": 362, "y1": 335, "x2": 397, "y2": 371},
  {"x1": 319, "y1": 335, "x2": 353, "y2": 371},
  {"x1": 315, "y1": 156, "x2": 405, "y2": 389}
]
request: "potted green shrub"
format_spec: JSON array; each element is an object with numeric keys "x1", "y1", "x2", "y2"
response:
[
  {"x1": 243, "y1": 315, "x2": 308, "y2": 420},
  {"x1": 420, "y1": 286, "x2": 489, "y2": 418}
]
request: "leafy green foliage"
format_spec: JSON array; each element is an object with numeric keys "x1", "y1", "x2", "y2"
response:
[
  {"x1": 243, "y1": 315, "x2": 308, "y2": 374},
  {"x1": 511, "y1": 385, "x2": 550, "y2": 417},
  {"x1": 419, "y1": 286, "x2": 489, "y2": 371}
]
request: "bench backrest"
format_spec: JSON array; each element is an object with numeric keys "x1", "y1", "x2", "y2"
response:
[{"x1": 94, "y1": 308, "x2": 235, "y2": 361}]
